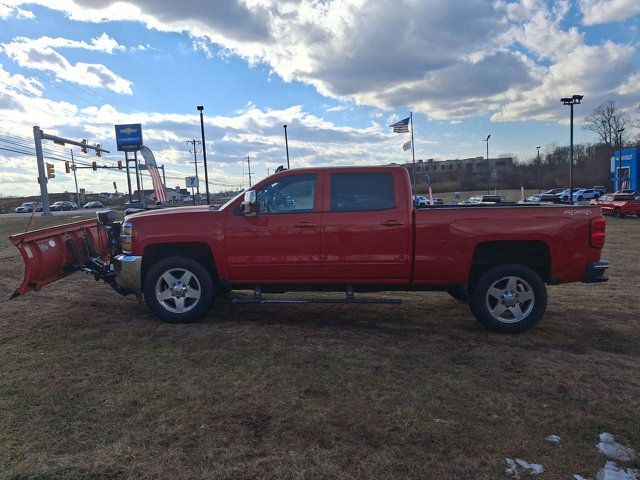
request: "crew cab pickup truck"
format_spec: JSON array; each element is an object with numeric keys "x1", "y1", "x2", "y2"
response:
[
  {"x1": 9, "y1": 166, "x2": 609, "y2": 333},
  {"x1": 590, "y1": 193, "x2": 640, "y2": 218}
]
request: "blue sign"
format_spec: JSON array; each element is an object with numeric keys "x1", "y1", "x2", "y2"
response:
[
  {"x1": 611, "y1": 147, "x2": 639, "y2": 191},
  {"x1": 115, "y1": 124, "x2": 143, "y2": 152}
]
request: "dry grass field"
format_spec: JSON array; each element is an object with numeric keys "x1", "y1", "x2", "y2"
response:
[{"x1": 0, "y1": 211, "x2": 638, "y2": 479}]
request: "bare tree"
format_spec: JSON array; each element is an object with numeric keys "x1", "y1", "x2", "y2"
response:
[{"x1": 582, "y1": 100, "x2": 630, "y2": 147}]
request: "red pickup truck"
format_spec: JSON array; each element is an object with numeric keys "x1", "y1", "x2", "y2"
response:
[
  {"x1": 10, "y1": 166, "x2": 609, "y2": 333},
  {"x1": 590, "y1": 193, "x2": 640, "y2": 218}
]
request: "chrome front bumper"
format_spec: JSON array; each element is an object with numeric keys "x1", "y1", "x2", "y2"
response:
[{"x1": 113, "y1": 254, "x2": 142, "y2": 294}]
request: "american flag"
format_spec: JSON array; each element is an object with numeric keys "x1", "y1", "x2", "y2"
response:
[
  {"x1": 139, "y1": 145, "x2": 168, "y2": 202},
  {"x1": 402, "y1": 140, "x2": 412, "y2": 151},
  {"x1": 389, "y1": 117, "x2": 410, "y2": 133}
]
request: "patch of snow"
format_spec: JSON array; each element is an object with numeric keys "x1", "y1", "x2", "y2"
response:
[
  {"x1": 506, "y1": 458, "x2": 519, "y2": 477},
  {"x1": 595, "y1": 461, "x2": 639, "y2": 480},
  {"x1": 574, "y1": 475, "x2": 592, "y2": 480},
  {"x1": 597, "y1": 433, "x2": 637, "y2": 461},
  {"x1": 546, "y1": 434, "x2": 561, "y2": 444},
  {"x1": 505, "y1": 458, "x2": 544, "y2": 477}
]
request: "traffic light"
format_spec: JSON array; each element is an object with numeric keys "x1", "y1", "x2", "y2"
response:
[
  {"x1": 65, "y1": 161, "x2": 70, "y2": 174},
  {"x1": 46, "y1": 163, "x2": 55, "y2": 179},
  {"x1": 117, "y1": 160, "x2": 123, "y2": 170},
  {"x1": 92, "y1": 161, "x2": 97, "y2": 171},
  {"x1": 96, "y1": 144, "x2": 101, "y2": 157},
  {"x1": 81, "y1": 139, "x2": 87, "y2": 154}
]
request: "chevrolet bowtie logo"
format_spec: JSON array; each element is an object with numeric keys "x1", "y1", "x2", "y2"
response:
[{"x1": 119, "y1": 127, "x2": 138, "y2": 135}]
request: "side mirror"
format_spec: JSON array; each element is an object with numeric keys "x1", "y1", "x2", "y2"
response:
[{"x1": 243, "y1": 190, "x2": 258, "y2": 216}]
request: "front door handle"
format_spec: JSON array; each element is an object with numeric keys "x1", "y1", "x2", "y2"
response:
[
  {"x1": 381, "y1": 220, "x2": 404, "y2": 226},
  {"x1": 294, "y1": 222, "x2": 316, "y2": 228}
]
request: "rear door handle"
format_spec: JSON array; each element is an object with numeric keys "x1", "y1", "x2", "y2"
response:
[
  {"x1": 381, "y1": 220, "x2": 404, "y2": 226},
  {"x1": 294, "y1": 222, "x2": 316, "y2": 228}
]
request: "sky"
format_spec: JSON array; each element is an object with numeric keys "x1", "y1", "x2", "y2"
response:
[{"x1": 0, "y1": 0, "x2": 639, "y2": 197}]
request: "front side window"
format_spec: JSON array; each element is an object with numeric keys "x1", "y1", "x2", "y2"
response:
[
  {"x1": 331, "y1": 172, "x2": 395, "y2": 212},
  {"x1": 256, "y1": 174, "x2": 316, "y2": 214}
]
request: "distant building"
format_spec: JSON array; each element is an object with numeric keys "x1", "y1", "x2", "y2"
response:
[{"x1": 401, "y1": 156, "x2": 514, "y2": 183}]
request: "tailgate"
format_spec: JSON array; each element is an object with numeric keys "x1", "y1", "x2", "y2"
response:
[{"x1": 9, "y1": 219, "x2": 110, "y2": 298}]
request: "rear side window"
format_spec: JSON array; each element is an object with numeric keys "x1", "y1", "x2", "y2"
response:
[{"x1": 331, "y1": 172, "x2": 395, "y2": 212}]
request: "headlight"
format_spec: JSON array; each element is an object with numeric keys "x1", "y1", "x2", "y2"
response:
[{"x1": 121, "y1": 222, "x2": 133, "y2": 253}]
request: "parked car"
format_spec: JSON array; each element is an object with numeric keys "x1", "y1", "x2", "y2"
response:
[
  {"x1": 590, "y1": 193, "x2": 640, "y2": 218},
  {"x1": 557, "y1": 189, "x2": 586, "y2": 203},
  {"x1": 50, "y1": 201, "x2": 78, "y2": 211},
  {"x1": 83, "y1": 201, "x2": 104, "y2": 209},
  {"x1": 122, "y1": 201, "x2": 146, "y2": 211},
  {"x1": 462, "y1": 195, "x2": 503, "y2": 205},
  {"x1": 593, "y1": 186, "x2": 605, "y2": 194},
  {"x1": 543, "y1": 188, "x2": 565, "y2": 195},
  {"x1": 572, "y1": 188, "x2": 601, "y2": 202},
  {"x1": 413, "y1": 195, "x2": 429, "y2": 207},
  {"x1": 519, "y1": 194, "x2": 541, "y2": 204},
  {"x1": 10, "y1": 165, "x2": 609, "y2": 334},
  {"x1": 15, "y1": 202, "x2": 37, "y2": 213}
]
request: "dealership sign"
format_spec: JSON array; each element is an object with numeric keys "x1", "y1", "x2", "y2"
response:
[{"x1": 115, "y1": 124, "x2": 143, "y2": 152}]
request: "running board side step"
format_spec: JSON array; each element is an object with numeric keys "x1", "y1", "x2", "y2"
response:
[{"x1": 231, "y1": 286, "x2": 402, "y2": 305}]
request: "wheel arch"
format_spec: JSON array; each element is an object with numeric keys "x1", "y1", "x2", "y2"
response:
[
  {"x1": 469, "y1": 241, "x2": 551, "y2": 288},
  {"x1": 142, "y1": 243, "x2": 218, "y2": 285}
]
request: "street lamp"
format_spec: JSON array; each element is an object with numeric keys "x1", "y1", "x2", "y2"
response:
[
  {"x1": 197, "y1": 105, "x2": 210, "y2": 205},
  {"x1": 616, "y1": 127, "x2": 625, "y2": 192},
  {"x1": 560, "y1": 94, "x2": 583, "y2": 205},
  {"x1": 483, "y1": 134, "x2": 491, "y2": 193},
  {"x1": 536, "y1": 146, "x2": 541, "y2": 194}
]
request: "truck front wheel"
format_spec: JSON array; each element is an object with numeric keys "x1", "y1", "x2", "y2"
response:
[
  {"x1": 469, "y1": 264, "x2": 547, "y2": 334},
  {"x1": 143, "y1": 256, "x2": 215, "y2": 323}
]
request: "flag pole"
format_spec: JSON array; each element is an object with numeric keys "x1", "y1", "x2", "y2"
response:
[{"x1": 410, "y1": 111, "x2": 416, "y2": 192}]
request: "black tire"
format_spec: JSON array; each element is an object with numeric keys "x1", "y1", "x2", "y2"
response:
[
  {"x1": 143, "y1": 256, "x2": 216, "y2": 323},
  {"x1": 469, "y1": 264, "x2": 547, "y2": 334},
  {"x1": 613, "y1": 208, "x2": 624, "y2": 218},
  {"x1": 578, "y1": 196, "x2": 583, "y2": 201},
  {"x1": 446, "y1": 286, "x2": 468, "y2": 303}
]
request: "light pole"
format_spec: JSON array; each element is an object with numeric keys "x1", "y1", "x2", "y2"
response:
[
  {"x1": 561, "y1": 94, "x2": 583, "y2": 205},
  {"x1": 283, "y1": 124, "x2": 290, "y2": 170},
  {"x1": 483, "y1": 134, "x2": 491, "y2": 193},
  {"x1": 536, "y1": 146, "x2": 541, "y2": 193},
  {"x1": 616, "y1": 127, "x2": 625, "y2": 192},
  {"x1": 197, "y1": 105, "x2": 210, "y2": 205}
]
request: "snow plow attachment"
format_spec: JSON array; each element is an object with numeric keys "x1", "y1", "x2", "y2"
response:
[{"x1": 9, "y1": 218, "x2": 111, "y2": 298}]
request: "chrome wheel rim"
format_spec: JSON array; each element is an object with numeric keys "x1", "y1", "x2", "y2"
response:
[
  {"x1": 155, "y1": 268, "x2": 202, "y2": 313},
  {"x1": 485, "y1": 276, "x2": 534, "y2": 323}
]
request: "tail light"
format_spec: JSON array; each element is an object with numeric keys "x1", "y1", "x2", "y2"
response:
[{"x1": 590, "y1": 216, "x2": 606, "y2": 248}]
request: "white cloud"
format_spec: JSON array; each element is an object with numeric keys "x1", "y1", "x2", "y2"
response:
[
  {"x1": 0, "y1": 2, "x2": 33, "y2": 19},
  {"x1": 2, "y1": 0, "x2": 639, "y2": 128},
  {"x1": 579, "y1": 0, "x2": 640, "y2": 25},
  {"x1": 1, "y1": 35, "x2": 133, "y2": 94}
]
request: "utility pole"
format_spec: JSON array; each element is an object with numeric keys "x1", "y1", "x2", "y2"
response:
[
  {"x1": 266, "y1": 167, "x2": 270, "y2": 176},
  {"x1": 283, "y1": 124, "x2": 290, "y2": 169},
  {"x1": 536, "y1": 146, "x2": 541, "y2": 194},
  {"x1": 247, "y1": 155, "x2": 252, "y2": 187},
  {"x1": 186, "y1": 139, "x2": 202, "y2": 201},
  {"x1": 70, "y1": 149, "x2": 80, "y2": 204}
]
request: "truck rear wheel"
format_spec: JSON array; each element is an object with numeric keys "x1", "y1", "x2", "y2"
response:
[
  {"x1": 469, "y1": 264, "x2": 547, "y2": 334},
  {"x1": 143, "y1": 256, "x2": 215, "y2": 323}
]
